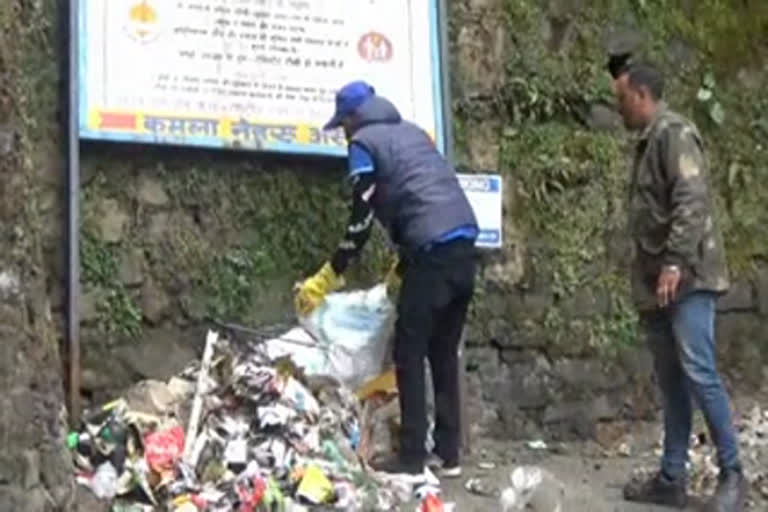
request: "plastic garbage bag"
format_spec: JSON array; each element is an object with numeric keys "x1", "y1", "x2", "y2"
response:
[{"x1": 265, "y1": 284, "x2": 394, "y2": 389}]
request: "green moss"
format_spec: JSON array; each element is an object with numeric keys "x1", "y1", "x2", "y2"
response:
[
  {"x1": 501, "y1": 1, "x2": 617, "y2": 121},
  {"x1": 79, "y1": 175, "x2": 143, "y2": 338},
  {"x1": 484, "y1": 0, "x2": 768, "y2": 354},
  {"x1": 636, "y1": 0, "x2": 768, "y2": 72},
  {"x1": 81, "y1": 231, "x2": 118, "y2": 286},
  {"x1": 496, "y1": 121, "x2": 641, "y2": 352},
  {"x1": 98, "y1": 287, "x2": 143, "y2": 339},
  {"x1": 158, "y1": 162, "x2": 345, "y2": 274},
  {"x1": 204, "y1": 246, "x2": 275, "y2": 320},
  {"x1": 503, "y1": 125, "x2": 626, "y2": 295},
  {"x1": 77, "y1": 151, "x2": 395, "y2": 327},
  {"x1": 80, "y1": 229, "x2": 143, "y2": 339},
  {"x1": 591, "y1": 275, "x2": 639, "y2": 355}
]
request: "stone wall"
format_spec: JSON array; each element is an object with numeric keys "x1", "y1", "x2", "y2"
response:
[
  {"x1": 0, "y1": 0, "x2": 75, "y2": 509},
  {"x1": 448, "y1": 0, "x2": 768, "y2": 439},
  {"x1": 67, "y1": 0, "x2": 768, "y2": 440}
]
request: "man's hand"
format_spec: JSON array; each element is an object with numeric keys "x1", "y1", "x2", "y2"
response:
[
  {"x1": 294, "y1": 262, "x2": 345, "y2": 316},
  {"x1": 656, "y1": 265, "x2": 681, "y2": 308}
]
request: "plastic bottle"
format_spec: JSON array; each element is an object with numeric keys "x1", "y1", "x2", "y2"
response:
[{"x1": 67, "y1": 432, "x2": 93, "y2": 458}]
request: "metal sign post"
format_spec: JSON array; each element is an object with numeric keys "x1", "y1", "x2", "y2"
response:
[{"x1": 66, "y1": 0, "x2": 82, "y2": 426}]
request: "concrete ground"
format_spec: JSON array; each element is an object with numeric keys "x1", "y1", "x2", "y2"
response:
[
  {"x1": 406, "y1": 416, "x2": 765, "y2": 512},
  {"x1": 436, "y1": 450, "x2": 702, "y2": 511}
]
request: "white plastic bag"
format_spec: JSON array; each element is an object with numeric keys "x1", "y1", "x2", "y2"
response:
[
  {"x1": 263, "y1": 284, "x2": 394, "y2": 389},
  {"x1": 499, "y1": 466, "x2": 564, "y2": 512}
]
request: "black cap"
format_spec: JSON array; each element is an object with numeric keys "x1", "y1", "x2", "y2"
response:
[{"x1": 607, "y1": 52, "x2": 633, "y2": 79}]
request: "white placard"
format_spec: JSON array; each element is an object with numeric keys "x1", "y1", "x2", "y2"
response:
[
  {"x1": 78, "y1": 0, "x2": 446, "y2": 156},
  {"x1": 458, "y1": 174, "x2": 503, "y2": 249}
]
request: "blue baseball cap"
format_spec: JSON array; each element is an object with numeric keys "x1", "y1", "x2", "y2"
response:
[{"x1": 323, "y1": 80, "x2": 375, "y2": 130}]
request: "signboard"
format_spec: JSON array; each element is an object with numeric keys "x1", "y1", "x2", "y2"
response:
[
  {"x1": 457, "y1": 174, "x2": 503, "y2": 249},
  {"x1": 78, "y1": 0, "x2": 446, "y2": 156}
]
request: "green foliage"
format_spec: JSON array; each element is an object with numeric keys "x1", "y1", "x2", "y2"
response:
[
  {"x1": 591, "y1": 277, "x2": 639, "y2": 355},
  {"x1": 539, "y1": 286, "x2": 638, "y2": 357},
  {"x1": 80, "y1": 229, "x2": 144, "y2": 339},
  {"x1": 205, "y1": 247, "x2": 275, "y2": 320},
  {"x1": 160, "y1": 162, "x2": 352, "y2": 275},
  {"x1": 709, "y1": 89, "x2": 768, "y2": 274},
  {"x1": 99, "y1": 287, "x2": 143, "y2": 339},
  {"x1": 503, "y1": 125, "x2": 625, "y2": 295},
  {"x1": 501, "y1": 1, "x2": 617, "y2": 121},
  {"x1": 152, "y1": 158, "x2": 391, "y2": 322},
  {"x1": 81, "y1": 179, "x2": 142, "y2": 339},
  {"x1": 635, "y1": 0, "x2": 768, "y2": 73},
  {"x1": 497, "y1": 123, "x2": 640, "y2": 351},
  {"x1": 81, "y1": 231, "x2": 118, "y2": 286}
]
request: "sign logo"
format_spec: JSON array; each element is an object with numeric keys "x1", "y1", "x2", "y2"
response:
[
  {"x1": 357, "y1": 32, "x2": 393, "y2": 62},
  {"x1": 124, "y1": 0, "x2": 161, "y2": 44}
]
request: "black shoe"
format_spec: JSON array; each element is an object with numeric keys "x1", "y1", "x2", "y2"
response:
[
  {"x1": 623, "y1": 472, "x2": 687, "y2": 508},
  {"x1": 370, "y1": 455, "x2": 426, "y2": 484},
  {"x1": 705, "y1": 470, "x2": 747, "y2": 512}
]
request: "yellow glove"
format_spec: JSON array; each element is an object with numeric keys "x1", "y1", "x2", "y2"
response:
[
  {"x1": 384, "y1": 255, "x2": 402, "y2": 295},
  {"x1": 294, "y1": 262, "x2": 345, "y2": 316}
]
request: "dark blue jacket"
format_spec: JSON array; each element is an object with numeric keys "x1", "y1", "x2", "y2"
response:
[{"x1": 350, "y1": 96, "x2": 477, "y2": 252}]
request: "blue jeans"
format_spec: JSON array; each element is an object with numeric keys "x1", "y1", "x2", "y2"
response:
[{"x1": 642, "y1": 291, "x2": 741, "y2": 480}]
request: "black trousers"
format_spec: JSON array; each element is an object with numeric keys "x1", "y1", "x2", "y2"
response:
[{"x1": 394, "y1": 238, "x2": 476, "y2": 466}]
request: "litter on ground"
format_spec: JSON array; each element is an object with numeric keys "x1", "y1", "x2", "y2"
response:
[{"x1": 69, "y1": 285, "x2": 434, "y2": 511}]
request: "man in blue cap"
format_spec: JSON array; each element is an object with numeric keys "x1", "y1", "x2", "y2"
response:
[{"x1": 295, "y1": 80, "x2": 479, "y2": 481}]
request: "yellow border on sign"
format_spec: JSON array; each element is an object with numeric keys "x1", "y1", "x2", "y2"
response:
[{"x1": 86, "y1": 107, "x2": 436, "y2": 147}]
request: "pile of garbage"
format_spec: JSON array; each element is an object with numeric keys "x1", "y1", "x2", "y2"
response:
[{"x1": 69, "y1": 285, "x2": 431, "y2": 511}]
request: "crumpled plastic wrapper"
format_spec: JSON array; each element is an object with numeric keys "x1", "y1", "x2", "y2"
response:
[{"x1": 499, "y1": 466, "x2": 564, "y2": 512}]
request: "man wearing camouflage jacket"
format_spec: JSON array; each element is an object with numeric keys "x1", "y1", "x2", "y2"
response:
[{"x1": 613, "y1": 61, "x2": 746, "y2": 511}]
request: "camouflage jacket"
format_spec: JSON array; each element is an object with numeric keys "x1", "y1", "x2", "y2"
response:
[{"x1": 628, "y1": 104, "x2": 729, "y2": 310}]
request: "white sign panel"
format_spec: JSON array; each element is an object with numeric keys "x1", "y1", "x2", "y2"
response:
[
  {"x1": 78, "y1": 0, "x2": 447, "y2": 156},
  {"x1": 458, "y1": 174, "x2": 503, "y2": 249}
]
